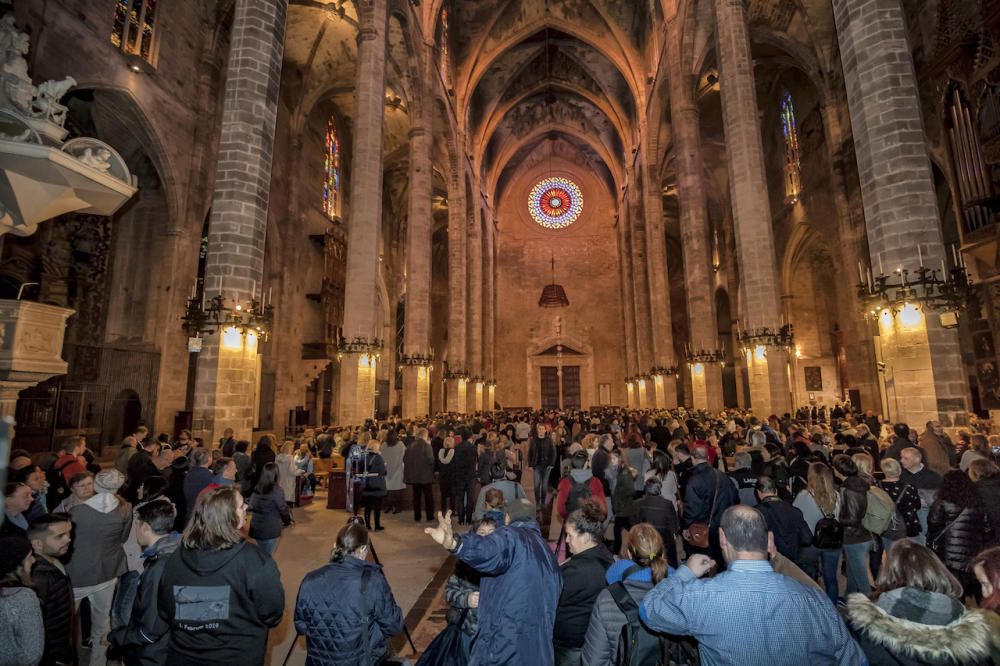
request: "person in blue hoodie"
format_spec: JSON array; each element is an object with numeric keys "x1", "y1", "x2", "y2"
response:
[
  {"x1": 425, "y1": 498, "x2": 562, "y2": 666},
  {"x1": 582, "y1": 523, "x2": 675, "y2": 666}
]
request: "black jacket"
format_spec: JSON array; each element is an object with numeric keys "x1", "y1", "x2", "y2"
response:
[
  {"x1": 248, "y1": 486, "x2": 290, "y2": 540},
  {"x1": 402, "y1": 439, "x2": 434, "y2": 485},
  {"x1": 528, "y1": 435, "x2": 556, "y2": 468},
  {"x1": 882, "y1": 480, "x2": 922, "y2": 538},
  {"x1": 157, "y1": 541, "x2": 284, "y2": 665},
  {"x1": 554, "y1": 543, "x2": 614, "y2": 649},
  {"x1": 125, "y1": 448, "x2": 161, "y2": 503},
  {"x1": 838, "y1": 475, "x2": 872, "y2": 545},
  {"x1": 452, "y1": 440, "x2": 478, "y2": 482},
  {"x1": 183, "y1": 467, "x2": 215, "y2": 520},
  {"x1": 975, "y1": 477, "x2": 1000, "y2": 547},
  {"x1": 31, "y1": 556, "x2": 75, "y2": 665},
  {"x1": 927, "y1": 499, "x2": 994, "y2": 573},
  {"x1": 682, "y1": 462, "x2": 739, "y2": 528},
  {"x1": 757, "y1": 496, "x2": 812, "y2": 561},
  {"x1": 632, "y1": 494, "x2": 680, "y2": 543},
  {"x1": 109, "y1": 532, "x2": 181, "y2": 666},
  {"x1": 251, "y1": 444, "x2": 276, "y2": 486},
  {"x1": 294, "y1": 556, "x2": 403, "y2": 666},
  {"x1": 361, "y1": 451, "x2": 388, "y2": 497}
]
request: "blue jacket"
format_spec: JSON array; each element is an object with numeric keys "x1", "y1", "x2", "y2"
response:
[
  {"x1": 294, "y1": 556, "x2": 403, "y2": 666},
  {"x1": 454, "y1": 520, "x2": 562, "y2": 666}
]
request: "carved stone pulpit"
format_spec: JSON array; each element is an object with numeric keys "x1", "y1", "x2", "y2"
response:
[{"x1": 0, "y1": 299, "x2": 73, "y2": 419}]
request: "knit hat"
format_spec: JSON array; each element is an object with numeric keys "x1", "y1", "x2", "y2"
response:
[
  {"x1": 94, "y1": 468, "x2": 125, "y2": 494},
  {"x1": 0, "y1": 537, "x2": 31, "y2": 577}
]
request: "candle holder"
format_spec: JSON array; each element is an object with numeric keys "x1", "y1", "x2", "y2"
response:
[
  {"x1": 650, "y1": 366, "x2": 679, "y2": 377},
  {"x1": 856, "y1": 264, "x2": 972, "y2": 319},
  {"x1": 336, "y1": 336, "x2": 383, "y2": 361},
  {"x1": 443, "y1": 369, "x2": 469, "y2": 381},
  {"x1": 737, "y1": 325, "x2": 794, "y2": 353},
  {"x1": 182, "y1": 293, "x2": 274, "y2": 342},
  {"x1": 399, "y1": 352, "x2": 434, "y2": 369},
  {"x1": 684, "y1": 349, "x2": 725, "y2": 365}
]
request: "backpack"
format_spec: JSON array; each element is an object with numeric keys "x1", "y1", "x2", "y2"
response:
[
  {"x1": 566, "y1": 476, "x2": 593, "y2": 511},
  {"x1": 45, "y1": 458, "x2": 74, "y2": 508},
  {"x1": 609, "y1": 582, "x2": 664, "y2": 666},
  {"x1": 862, "y1": 485, "x2": 896, "y2": 535},
  {"x1": 813, "y1": 514, "x2": 844, "y2": 549}
]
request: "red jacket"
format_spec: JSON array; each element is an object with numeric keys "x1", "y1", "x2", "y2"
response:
[
  {"x1": 54, "y1": 453, "x2": 85, "y2": 485},
  {"x1": 555, "y1": 473, "x2": 606, "y2": 519}
]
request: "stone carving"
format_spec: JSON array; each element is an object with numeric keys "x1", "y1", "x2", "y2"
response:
[
  {"x1": 29, "y1": 76, "x2": 75, "y2": 126},
  {"x1": 0, "y1": 14, "x2": 34, "y2": 113},
  {"x1": 77, "y1": 147, "x2": 113, "y2": 171},
  {"x1": 506, "y1": 97, "x2": 603, "y2": 138}
]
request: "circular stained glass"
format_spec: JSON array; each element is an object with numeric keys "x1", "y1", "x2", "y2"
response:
[{"x1": 529, "y1": 177, "x2": 583, "y2": 229}]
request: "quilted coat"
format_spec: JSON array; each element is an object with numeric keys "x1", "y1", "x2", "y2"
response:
[
  {"x1": 454, "y1": 519, "x2": 562, "y2": 666},
  {"x1": 926, "y1": 499, "x2": 994, "y2": 573},
  {"x1": 294, "y1": 555, "x2": 403, "y2": 666}
]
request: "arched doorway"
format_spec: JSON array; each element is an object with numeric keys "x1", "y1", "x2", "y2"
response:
[{"x1": 108, "y1": 389, "x2": 142, "y2": 445}]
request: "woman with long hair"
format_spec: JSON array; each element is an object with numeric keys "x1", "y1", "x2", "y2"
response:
[
  {"x1": 581, "y1": 524, "x2": 675, "y2": 666},
  {"x1": 927, "y1": 470, "x2": 994, "y2": 596},
  {"x1": 646, "y1": 448, "x2": 680, "y2": 511},
  {"x1": 157, "y1": 486, "x2": 284, "y2": 664},
  {"x1": 959, "y1": 434, "x2": 992, "y2": 472},
  {"x1": 249, "y1": 462, "x2": 291, "y2": 556},
  {"x1": 793, "y1": 462, "x2": 842, "y2": 604},
  {"x1": 844, "y1": 540, "x2": 992, "y2": 665},
  {"x1": 294, "y1": 519, "x2": 403, "y2": 665},
  {"x1": 972, "y1": 546, "x2": 1000, "y2": 663}
]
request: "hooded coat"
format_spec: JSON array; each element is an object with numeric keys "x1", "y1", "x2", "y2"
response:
[
  {"x1": 294, "y1": 556, "x2": 403, "y2": 666},
  {"x1": 157, "y1": 540, "x2": 284, "y2": 665},
  {"x1": 453, "y1": 520, "x2": 562, "y2": 666},
  {"x1": 554, "y1": 543, "x2": 614, "y2": 649},
  {"x1": 108, "y1": 531, "x2": 182, "y2": 666},
  {"x1": 66, "y1": 492, "x2": 132, "y2": 587},
  {"x1": 582, "y1": 560, "x2": 657, "y2": 666},
  {"x1": 844, "y1": 589, "x2": 992, "y2": 665}
]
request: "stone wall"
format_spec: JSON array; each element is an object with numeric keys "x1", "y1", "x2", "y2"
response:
[{"x1": 495, "y1": 157, "x2": 626, "y2": 408}]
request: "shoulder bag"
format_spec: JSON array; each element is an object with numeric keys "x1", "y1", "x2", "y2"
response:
[{"x1": 686, "y1": 471, "x2": 720, "y2": 549}]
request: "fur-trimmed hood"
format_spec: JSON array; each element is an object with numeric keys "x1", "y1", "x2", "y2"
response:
[{"x1": 845, "y1": 591, "x2": 992, "y2": 665}]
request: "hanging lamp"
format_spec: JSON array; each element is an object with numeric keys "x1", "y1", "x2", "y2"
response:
[{"x1": 539, "y1": 252, "x2": 570, "y2": 307}]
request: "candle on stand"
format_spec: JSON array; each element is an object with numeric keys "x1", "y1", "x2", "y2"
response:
[
  {"x1": 867, "y1": 268, "x2": 873, "y2": 290},
  {"x1": 941, "y1": 258, "x2": 947, "y2": 281},
  {"x1": 917, "y1": 245, "x2": 923, "y2": 267},
  {"x1": 878, "y1": 254, "x2": 884, "y2": 275},
  {"x1": 268, "y1": 288, "x2": 272, "y2": 306},
  {"x1": 858, "y1": 261, "x2": 864, "y2": 283},
  {"x1": 952, "y1": 244, "x2": 958, "y2": 265}
]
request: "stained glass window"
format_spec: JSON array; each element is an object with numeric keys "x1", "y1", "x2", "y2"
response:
[
  {"x1": 437, "y1": 9, "x2": 450, "y2": 84},
  {"x1": 780, "y1": 90, "x2": 802, "y2": 202},
  {"x1": 323, "y1": 116, "x2": 341, "y2": 220},
  {"x1": 529, "y1": 177, "x2": 583, "y2": 229},
  {"x1": 111, "y1": 0, "x2": 157, "y2": 62}
]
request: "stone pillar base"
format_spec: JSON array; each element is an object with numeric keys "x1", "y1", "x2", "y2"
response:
[
  {"x1": 193, "y1": 333, "x2": 260, "y2": 444},
  {"x1": 446, "y1": 378, "x2": 467, "y2": 414},
  {"x1": 878, "y1": 308, "x2": 968, "y2": 426},
  {"x1": 337, "y1": 353, "x2": 377, "y2": 426},
  {"x1": 401, "y1": 365, "x2": 430, "y2": 419},
  {"x1": 487, "y1": 385, "x2": 495, "y2": 411},
  {"x1": 746, "y1": 346, "x2": 772, "y2": 416},
  {"x1": 637, "y1": 379, "x2": 651, "y2": 408},
  {"x1": 653, "y1": 375, "x2": 678, "y2": 408}
]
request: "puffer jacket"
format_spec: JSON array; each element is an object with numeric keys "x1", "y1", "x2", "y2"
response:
[
  {"x1": 444, "y1": 562, "x2": 480, "y2": 636},
  {"x1": 582, "y1": 561, "x2": 655, "y2": 666},
  {"x1": 838, "y1": 475, "x2": 872, "y2": 545},
  {"x1": 31, "y1": 555, "x2": 75, "y2": 665},
  {"x1": 975, "y1": 476, "x2": 1000, "y2": 547},
  {"x1": 844, "y1": 588, "x2": 992, "y2": 665},
  {"x1": 926, "y1": 499, "x2": 994, "y2": 573},
  {"x1": 554, "y1": 543, "x2": 614, "y2": 649},
  {"x1": 294, "y1": 556, "x2": 403, "y2": 666}
]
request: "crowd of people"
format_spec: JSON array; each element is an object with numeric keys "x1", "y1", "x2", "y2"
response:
[{"x1": 2, "y1": 405, "x2": 1000, "y2": 665}]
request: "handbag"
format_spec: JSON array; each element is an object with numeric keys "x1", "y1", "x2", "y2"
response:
[
  {"x1": 686, "y1": 470, "x2": 721, "y2": 549},
  {"x1": 415, "y1": 609, "x2": 471, "y2": 666}
]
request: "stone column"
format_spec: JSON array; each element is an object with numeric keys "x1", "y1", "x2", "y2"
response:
[
  {"x1": 446, "y1": 155, "x2": 468, "y2": 413},
  {"x1": 467, "y1": 205, "x2": 483, "y2": 412},
  {"x1": 629, "y1": 182, "x2": 654, "y2": 409},
  {"x1": 618, "y1": 207, "x2": 638, "y2": 380},
  {"x1": 642, "y1": 134, "x2": 678, "y2": 408},
  {"x1": 401, "y1": 42, "x2": 434, "y2": 419},
  {"x1": 193, "y1": 0, "x2": 287, "y2": 443},
  {"x1": 337, "y1": 0, "x2": 388, "y2": 426},
  {"x1": 713, "y1": 0, "x2": 790, "y2": 416},
  {"x1": 832, "y1": 0, "x2": 968, "y2": 425},
  {"x1": 667, "y1": 20, "x2": 723, "y2": 412},
  {"x1": 484, "y1": 215, "x2": 496, "y2": 400}
]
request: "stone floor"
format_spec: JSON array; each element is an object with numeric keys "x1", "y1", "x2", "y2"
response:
[{"x1": 264, "y1": 493, "x2": 451, "y2": 665}]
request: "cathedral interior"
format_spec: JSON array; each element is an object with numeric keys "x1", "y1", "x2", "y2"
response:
[{"x1": 2, "y1": 0, "x2": 999, "y2": 450}]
